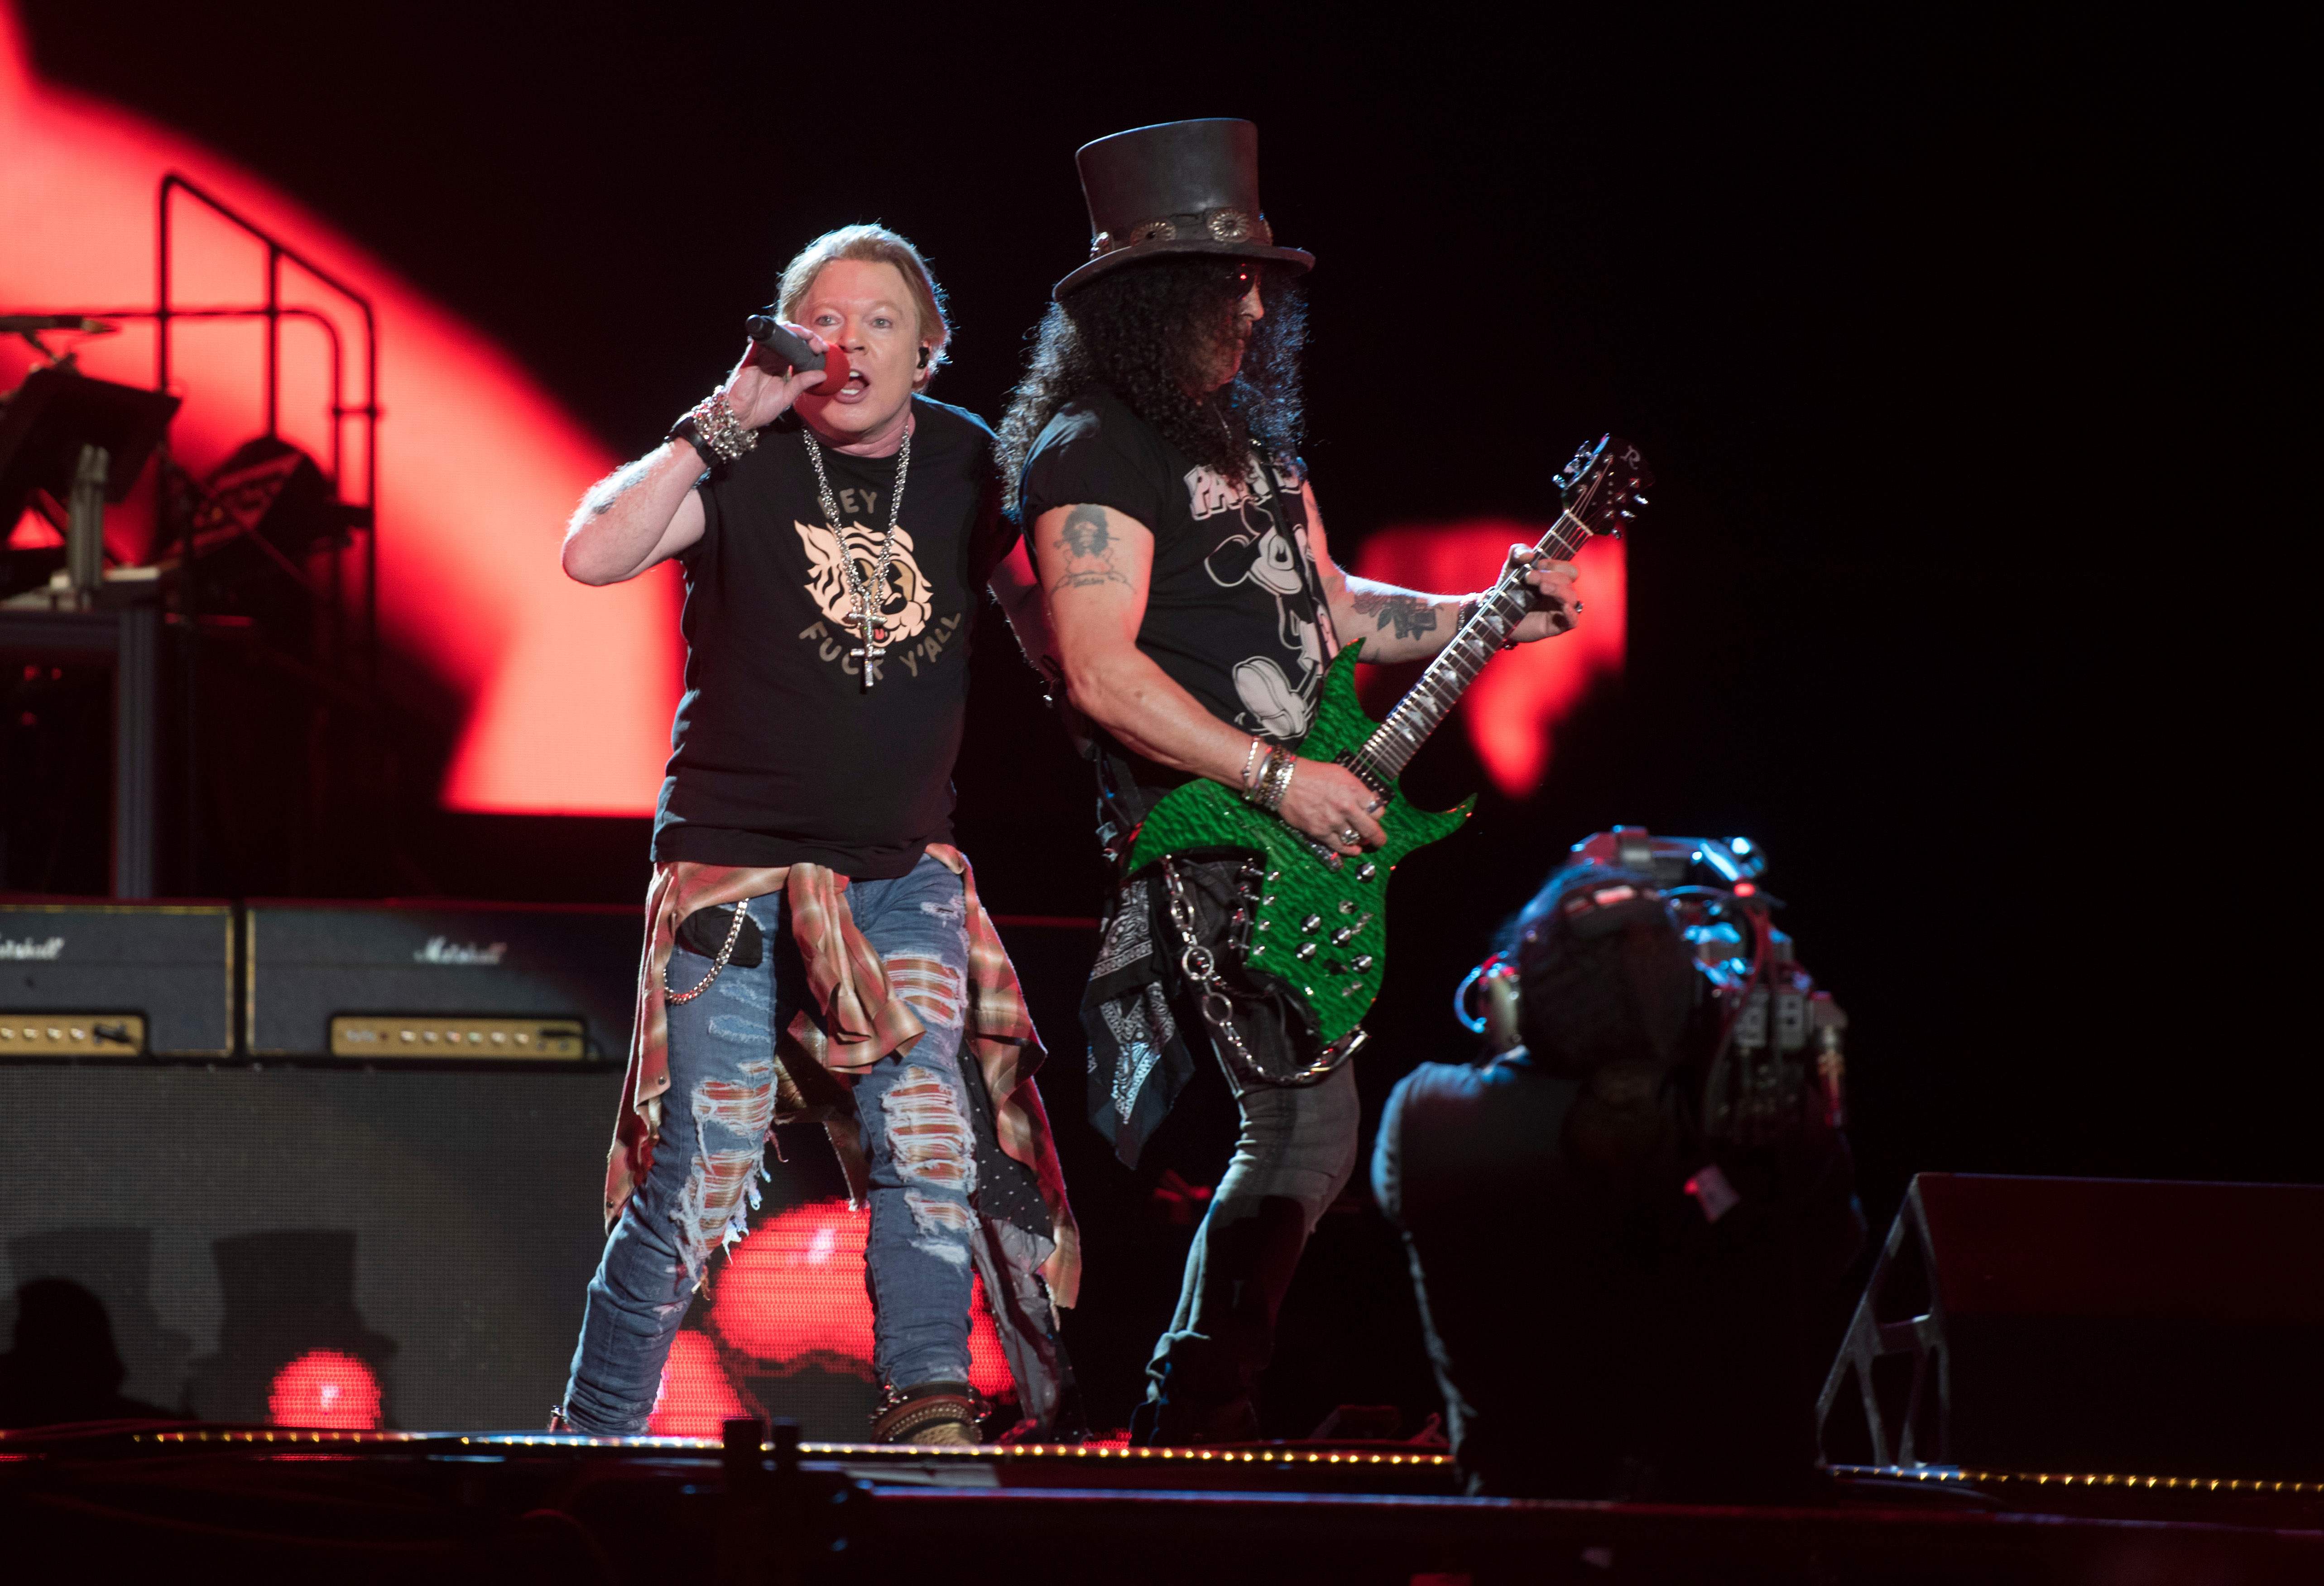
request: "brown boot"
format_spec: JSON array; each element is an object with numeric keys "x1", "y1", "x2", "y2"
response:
[{"x1": 871, "y1": 1381, "x2": 983, "y2": 1446}]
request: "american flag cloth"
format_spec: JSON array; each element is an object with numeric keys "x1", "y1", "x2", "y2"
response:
[{"x1": 602, "y1": 844, "x2": 1080, "y2": 1308}]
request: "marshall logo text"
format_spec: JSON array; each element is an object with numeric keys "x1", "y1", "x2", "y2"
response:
[{"x1": 413, "y1": 938, "x2": 508, "y2": 967}]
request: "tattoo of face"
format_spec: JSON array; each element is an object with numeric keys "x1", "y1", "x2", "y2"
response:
[
  {"x1": 1058, "y1": 504, "x2": 1114, "y2": 559},
  {"x1": 1351, "y1": 588, "x2": 1441, "y2": 641},
  {"x1": 1051, "y1": 504, "x2": 1128, "y2": 589}
]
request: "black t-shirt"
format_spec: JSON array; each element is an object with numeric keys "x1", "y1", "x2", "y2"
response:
[
  {"x1": 1018, "y1": 387, "x2": 1337, "y2": 800},
  {"x1": 653, "y1": 396, "x2": 1011, "y2": 878}
]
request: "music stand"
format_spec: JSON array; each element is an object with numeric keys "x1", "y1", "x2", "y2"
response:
[{"x1": 0, "y1": 365, "x2": 181, "y2": 529}]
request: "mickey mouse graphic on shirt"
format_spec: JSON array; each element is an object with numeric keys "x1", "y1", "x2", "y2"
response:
[{"x1": 1187, "y1": 460, "x2": 1331, "y2": 738}]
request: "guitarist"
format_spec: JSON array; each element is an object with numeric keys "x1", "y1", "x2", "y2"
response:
[{"x1": 995, "y1": 120, "x2": 1580, "y2": 1443}]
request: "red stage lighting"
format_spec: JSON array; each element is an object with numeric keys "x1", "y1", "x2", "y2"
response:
[
  {"x1": 267, "y1": 1349, "x2": 383, "y2": 1430},
  {"x1": 0, "y1": 4, "x2": 680, "y2": 815},
  {"x1": 703, "y1": 1198, "x2": 1012, "y2": 1396},
  {"x1": 647, "y1": 1328, "x2": 745, "y2": 1437},
  {"x1": 1352, "y1": 523, "x2": 1625, "y2": 798}
]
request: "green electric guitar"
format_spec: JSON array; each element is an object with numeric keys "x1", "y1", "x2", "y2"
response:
[{"x1": 1125, "y1": 433, "x2": 1652, "y2": 1064}]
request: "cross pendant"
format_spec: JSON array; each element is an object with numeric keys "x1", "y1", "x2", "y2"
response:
[{"x1": 849, "y1": 618, "x2": 887, "y2": 690}]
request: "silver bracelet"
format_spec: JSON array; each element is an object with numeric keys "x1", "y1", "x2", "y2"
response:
[
  {"x1": 683, "y1": 386, "x2": 759, "y2": 465},
  {"x1": 1239, "y1": 737, "x2": 1264, "y2": 798},
  {"x1": 1252, "y1": 746, "x2": 1294, "y2": 814}
]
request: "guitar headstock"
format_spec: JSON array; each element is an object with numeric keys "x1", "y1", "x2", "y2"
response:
[{"x1": 1556, "y1": 434, "x2": 1653, "y2": 540}]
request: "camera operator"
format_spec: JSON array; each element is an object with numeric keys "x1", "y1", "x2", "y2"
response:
[{"x1": 1371, "y1": 843, "x2": 1865, "y2": 1498}]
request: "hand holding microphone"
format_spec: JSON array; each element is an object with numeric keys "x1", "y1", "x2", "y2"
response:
[{"x1": 716, "y1": 308, "x2": 853, "y2": 431}]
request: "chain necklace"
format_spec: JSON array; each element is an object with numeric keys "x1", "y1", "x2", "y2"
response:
[{"x1": 802, "y1": 421, "x2": 912, "y2": 692}]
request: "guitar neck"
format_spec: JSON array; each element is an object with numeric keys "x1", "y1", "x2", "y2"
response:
[{"x1": 1347, "y1": 509, "x2": 1597, "y2": 786}]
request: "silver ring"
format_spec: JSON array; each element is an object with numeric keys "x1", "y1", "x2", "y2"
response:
[{"x1": 1339, "y1": 826, "x2": 1361, "y2": 847}]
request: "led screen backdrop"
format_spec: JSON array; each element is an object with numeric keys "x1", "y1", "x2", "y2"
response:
[
  {"x1": 0, "y1": 1066, "x2": 615, "y2": 1429},
  {"x1": 0, "y1": 1065, "x2": 1010, "y2": 1437},
  {"x1": 0, "y1": 2, "x2": 677, "y2": 815},
  {"x1": 2, "y1": 0, "x2": 1623, "y2": 823}
]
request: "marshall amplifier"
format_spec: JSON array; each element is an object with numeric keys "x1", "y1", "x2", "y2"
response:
[
  {"x1": 242, "y1": 901, "x2": 639, "y2": 1062},
  {"x1": 0, "y1": 900, "x2": 234, "y2": 1057}
]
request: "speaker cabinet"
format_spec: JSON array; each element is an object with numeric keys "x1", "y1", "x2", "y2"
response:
[
  {"x1": 243, "y1": 901, "x2": 639, "y2": 1060},
  {"x1": 1817, "y1": 1172, "x2": 2324, "y2": 1480},
  {"x1": 0, "y1": 901, "x2": 233, "y2": 1056}
]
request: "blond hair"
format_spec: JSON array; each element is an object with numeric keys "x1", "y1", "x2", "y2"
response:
[{"x1": 776, "y1": 224, "x2": 951, "y2": 379}]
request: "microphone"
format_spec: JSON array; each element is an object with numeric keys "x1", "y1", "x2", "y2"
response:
[
  {"x1": 744, "y1": 310, "x2": 850, "y2": 395},
  {"x1": 0, "y1": 315, "x2": 116, "y2": 334}
]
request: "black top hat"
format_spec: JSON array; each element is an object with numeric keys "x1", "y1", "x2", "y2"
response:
[{"x1": 1054, "y1": 119, "x2": 1313, "y2": 299}]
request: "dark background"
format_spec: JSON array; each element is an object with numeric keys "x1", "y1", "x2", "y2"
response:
[{"x1": 12, "y1": 4, "x2": 2294, "y2": 1433}]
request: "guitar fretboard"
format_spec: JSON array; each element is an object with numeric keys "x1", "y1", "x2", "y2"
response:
[{"x1": 1344, "y1": 509, "x2": 1597, "y2": 787}]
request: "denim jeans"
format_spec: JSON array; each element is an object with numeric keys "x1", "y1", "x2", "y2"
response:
[
  {"x1": 562, "y1": 852, "x2": 978, "y2": 1435},
  {"x1": 1134, "y1": 1054, "x2": 1360, "y2": 1443}
]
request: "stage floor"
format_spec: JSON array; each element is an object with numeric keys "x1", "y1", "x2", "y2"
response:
[{"x1": 3, "y1": 1425, "x2": 2317, "y2": 1584}]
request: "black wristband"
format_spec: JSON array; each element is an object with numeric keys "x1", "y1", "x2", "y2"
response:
[{"x1": 667, "y1": 415, "x2": 715, "y2": 465}]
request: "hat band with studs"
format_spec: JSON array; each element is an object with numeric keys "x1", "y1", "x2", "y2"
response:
[{"x1": 1089, "y1": 207, "x2": 1274, "y2": 259}]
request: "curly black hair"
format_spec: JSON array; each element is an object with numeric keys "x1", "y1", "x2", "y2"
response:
[{"x1": 995, "y1": 256, "x2": 1307, "y2": 512}]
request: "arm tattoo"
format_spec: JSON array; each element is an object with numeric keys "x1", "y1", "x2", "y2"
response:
[
  {"x1": 1058, "y1": 503, "x2": 1115, "y2": 558},
  {"x1": 583, "y1": 455, "x2": 661, "y2": 519},
  {"x1": 1051, "y1": 504, "x2": 1129, "y2": 590},
  {"x1": 1349, "y1": 587, "x2": 1442, "y2": 641}
]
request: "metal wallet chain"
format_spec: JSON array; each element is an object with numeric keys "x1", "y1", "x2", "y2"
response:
[
  {"x1": 1158, "y1": 856, "x2": 1349, "y2": 1088},
  {"x1": 664, "y1": 901, "x2": 753, "y2": 1005}
]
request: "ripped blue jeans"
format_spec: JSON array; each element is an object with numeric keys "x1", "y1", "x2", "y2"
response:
[{"x1": 561, "y1": 852, "x2": 978, "y2": 1435}]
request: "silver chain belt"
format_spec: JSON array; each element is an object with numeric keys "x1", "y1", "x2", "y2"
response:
[
  {"x1": 663, "y1": 901, "x2": 753, "y2": 1005},
  {"x1": 1157, "y1": 857, "x2": 1356, "y2": 1088}
]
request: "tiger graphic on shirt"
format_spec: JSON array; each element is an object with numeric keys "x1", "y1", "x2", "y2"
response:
[{"x1": 793, "y1": 520, "x2": 935, "y2": 645}]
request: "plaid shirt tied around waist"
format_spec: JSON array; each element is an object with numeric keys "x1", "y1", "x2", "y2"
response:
[{"x1": 603, "y1": 844, "x2": 1080, "y2": 1308}]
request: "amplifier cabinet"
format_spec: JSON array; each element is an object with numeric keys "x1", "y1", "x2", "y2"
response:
[
  {"x1": 243, "y1": 901, "x2": 639, "y2": 1061},
  {"x1": 0, "y1": 901, "x2": 234, "y2": 1056}
]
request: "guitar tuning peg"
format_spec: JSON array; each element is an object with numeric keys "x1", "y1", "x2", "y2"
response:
[{"x1": 1632, "y1": 494, "x2": 1648, "y2": 505}]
